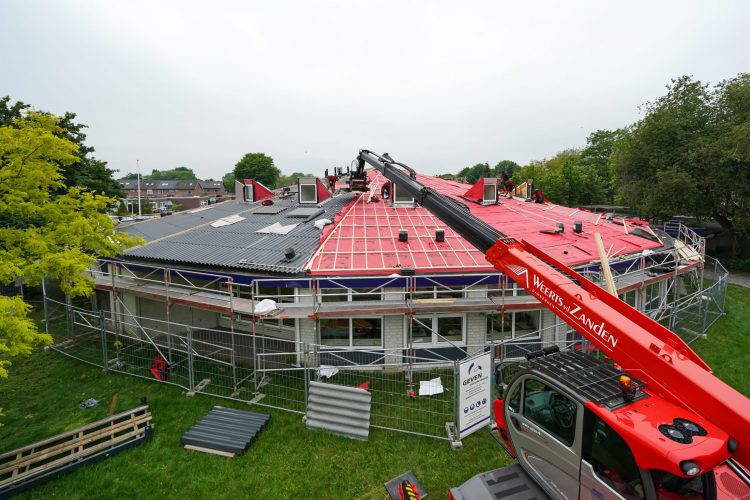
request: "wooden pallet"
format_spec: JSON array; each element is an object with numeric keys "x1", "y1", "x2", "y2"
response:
[{"x1": 0, "y1": 404, "x2": 152, "y2": 497}]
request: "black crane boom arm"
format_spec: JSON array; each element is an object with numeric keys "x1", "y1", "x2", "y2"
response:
[{"x1": 357, "y1": 150, "x2": 505, "y2": 253}]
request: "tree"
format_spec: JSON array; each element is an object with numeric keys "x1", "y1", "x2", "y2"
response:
[
  {"x1": 579, "y1": 129, "x2": 624, "y2": 202},
  {"x1": 121, "y1": 172, "x2": 140, "y2": 180},
  {"x1": 222, "y1": 171, "x2": 236, "y2": 194},
  {"x1": 148, "y1": 166, "x2": 197, "y2": 180},
  {"x1": 516, "y1": 150, "x2": 609, "y2": 207},
  {"x1": 456, "y1": 163, "x2": 490, "y2": 183},
  {"x1": 609, "y1": 74, "x2": 750, "y2": 253},
  {"x1": 492, "y1": 160, "x2": 521, "y2": 179},
  {"x1": 233, "y1": 153, "x2": 280, "y2": 188},
  {"x1": 1, "y1": 97, "x2": 124, "y2": 199},
  {"x1": 0, "y1": 110, "x2": 140, "y2": 379},
  {"x1": 277, "y1": 171, "x2": 313, "y2": 188}
]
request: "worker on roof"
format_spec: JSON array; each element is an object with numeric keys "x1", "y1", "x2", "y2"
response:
[
  {"x1": 500, "y1": 172, "x2": 515, "y2": 198},
  {"x1": 327, "y1": 174, "x2": 337, "y2": 191}
]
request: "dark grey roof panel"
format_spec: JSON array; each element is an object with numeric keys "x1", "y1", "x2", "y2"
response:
[
  {"x1": 253, "y1": 205, "x2": 288, "y2": 214},
  {"x1": 287, "y1": 207, "x2": 324, "y2": 217},
  {"x1": 122, "y1": 193, "x2": 355, "y2": 274}
]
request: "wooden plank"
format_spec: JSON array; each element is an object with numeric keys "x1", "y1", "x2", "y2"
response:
[
  {"x1": 0, "y1": 405, "x2": 149, "y2": 461},
  {"x1": 594, "y1": 233, "x2": 618, "y2": 297},
  {"x1": 0, "y1": 414, "x2": 151, "y2": 476},
  {"x1": 0, "y1": 426, "x2": 148, "y2": 487},
  {"x1": 183, "y1": 444, "x2": 235, "y2": 458},
  {"x1": 108, "y1": 394, "x2": 118, "y2": 416}
]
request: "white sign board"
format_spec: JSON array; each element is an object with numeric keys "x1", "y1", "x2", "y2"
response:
[{"x1": 457, "y1": 352, "x2": 492, "y2": 438}]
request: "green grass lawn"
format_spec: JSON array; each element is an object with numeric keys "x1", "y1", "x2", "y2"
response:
[
  {"x1": 689, "y1": 284, "x2": 750, "y2": 396},
  {"x1": 0, "y1": 346, "x2": 507, "y2": 499},
  {"x1": 1, "y1": 285, "x2": 748, "y2": 499}
]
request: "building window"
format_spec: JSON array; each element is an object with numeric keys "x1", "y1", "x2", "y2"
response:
[
  {"x1": 482, "y1": 179, "x2": 498, "y2": 204},
  {"x1": 393, "y1": 184, "x2": 413, "y2": 203},
  {"x1": 256, "y1": 286, "x2": 295, "y2": 304},
  {"x1": 146, "y1": 189, "x2": 153, "y2": 196},
  {"x1": 583, "y1": 410, "x2": 645, "y2": 498},
  {"x1": 412, "y1": 286, "x2": 464, "y2": 300},
  {"x1": 643, "y1": 282, "x2": 663, "y2": 314},
  {"x1": 487, "y1": 280, "x2": 529, "y2": 297},
  {"x1": 320, "y1": 317, "x2": 382, "y2": 347},
  {"x1": 523, "y1": 378, "x2": 577, "y2": 446},
  {"x1": 298, "y1": 178, "x2": 318, "y2": 204},
  {"x1": 487, "y1": 310, "x2": 542, "y2": 342},
  {"x1": 320, "y1": 288, "x2": 383, "y2": 303},
  {"x1": 621, "y1": 290, "x2": 638, "y2": 308},
  {"x1": 410, "y1": 314, "x2": 464, "y2": 345}
]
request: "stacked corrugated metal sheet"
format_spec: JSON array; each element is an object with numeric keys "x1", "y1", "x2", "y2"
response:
[
  {"x1": 181, "y1": 406, "x2": 271, "y2": 457},
  {"x1": 306, "y1": 381, "x2": 371, "y2": 440}
]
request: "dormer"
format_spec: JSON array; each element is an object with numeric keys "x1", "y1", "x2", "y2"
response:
[
  {"x1": 298, "y1": 177, "x2": 331, "y2": 205},
  {"x1": 463, "y1": 178, "x2": 498, "y2": 205},
  {"x1": 236, "y1": 179, "x2": 274, "y2": 203},
  {"x1": 391, "y1": 183, "x2": 415, "y2": 208}
]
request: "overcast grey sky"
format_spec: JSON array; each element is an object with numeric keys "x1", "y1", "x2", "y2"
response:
[{"x1": 2, "y1": 1, "x2": 748, "y2": 179}]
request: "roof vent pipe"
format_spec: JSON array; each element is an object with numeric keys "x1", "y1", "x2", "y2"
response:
[
  {"x1": 435, "y1": 229, "x2": 445, "y2": 242},
  {"x1": 285, "y1": 247, "x2": 296, "y2": 260},
  {"x1": 398, "y1": 230, "x2": 408, "y2": 242},
  {"x1": 555, "y1": 223, "x2": 564, "y2": 233},
  {"x1": 574, "y1": 221, "x2": 583, "y2": 234}
]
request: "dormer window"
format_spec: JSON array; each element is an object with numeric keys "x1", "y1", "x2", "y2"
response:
[
  {"x1": 482, "y1": 178, "x2": 498, "y2": 205},
  {"x1": 462, "y1": 177, "x2": 498, "y2": 205},
  {"x1": 299, "y1": 178, "x2": 317, "y2": 204},
  {"x1": 392, "y1": 183, "x2": 415, "y2": 207}
]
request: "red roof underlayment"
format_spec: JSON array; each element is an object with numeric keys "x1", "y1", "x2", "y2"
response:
[{"x1": 305, "y1": 171, "x2": 662, "y2": 276}]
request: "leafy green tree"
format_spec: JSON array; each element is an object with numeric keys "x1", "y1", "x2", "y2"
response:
[
  {"x1": 277, "y1": 171, "x2": 313, "y2": 188},
  {"x1": 0, "y1": 111, "x2": 140, "y2": 379},
  {"x1": 233, "y1": 153, "x2": 280, "y2": 188},
  {"x1": 0, "y1": 97, "x2": 124, "y2": 199},
  {"x1": 121, "y1": 172, "x2": 140, "y2": 180},
  {"x1": 456, "y1": 163, "x2": 490, "y2": 183},
  {"x1": 148, "y1": 166, "x2": 197, "y2": 180},
  {"x1": 611, "y1": 76, "x2": 713, "y2": 221},
  {"x1": 222, "y1": 171, "x2": 236, "y2": 194},
  {"x1": 610, "y1": 73, "x2": 750, "y2": 253},
  {"x1": 493, "y1": 160, "x2": 521, "y2": 179}
]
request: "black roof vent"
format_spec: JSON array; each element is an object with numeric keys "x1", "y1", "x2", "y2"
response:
[{"x1": 284, "y1": 248, "x2": 296, "y2": 260}]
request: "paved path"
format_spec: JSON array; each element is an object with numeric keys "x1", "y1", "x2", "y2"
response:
[{"x1": 728, "y1": 272, "x2": 750, "y2": 288}]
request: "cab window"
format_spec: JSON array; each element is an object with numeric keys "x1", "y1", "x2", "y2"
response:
[
  {"x1": 582, "y1": 410, "x2": 644, "y2": 499},
  {"x1": 522, "y1": 379, "x2": 577, "y2": 446},
  {"x1": 507, "y1": 382, "x2": 521, "y2": 413}
]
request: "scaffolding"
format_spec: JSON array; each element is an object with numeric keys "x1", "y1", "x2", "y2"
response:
[{"x1": 40, "y1": 222, "x2": 728, "y2": 439}]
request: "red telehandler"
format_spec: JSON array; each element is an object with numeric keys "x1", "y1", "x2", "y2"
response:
[{"x1": 355, "y1": 151, "x2": 750, "y2": 500}]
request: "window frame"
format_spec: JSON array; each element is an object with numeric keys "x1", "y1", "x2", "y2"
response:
[
  {"x1": 522, "y1": 377, "x2": 578, "y2": 447},
  {"x1": 319, "y1": 315, "x2": 384, "y2": 349},
  {"x1": 407, "y1": 313, "x2": 466, "y2": 346},
  {"x1": 487, "y1": 309, "x2": 543, "y2": 342},
  {"x1": 582, "y1": 409, "x2": 645, "y2": 499},
  {"x1": 319, "y1": 287, "x2": 384, "y2": 303}
]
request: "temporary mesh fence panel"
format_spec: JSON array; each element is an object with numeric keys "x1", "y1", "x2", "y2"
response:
[{"x1": 43, "y1": 256, "x2": 728, "y2": 440}]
